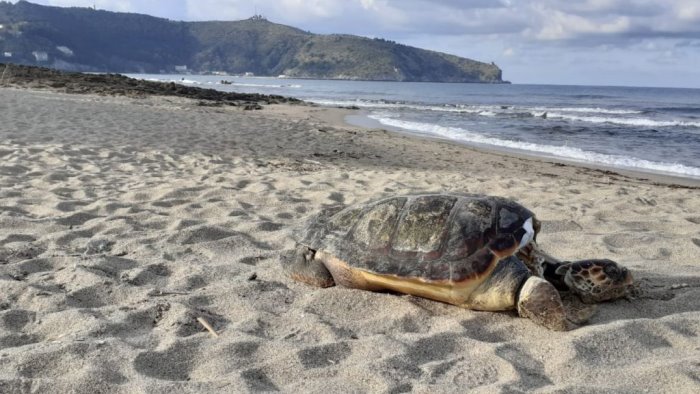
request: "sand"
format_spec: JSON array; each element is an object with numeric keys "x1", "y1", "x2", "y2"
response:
[{"x1": 0, "y1": 87, "x2": 699, "y2": 393}]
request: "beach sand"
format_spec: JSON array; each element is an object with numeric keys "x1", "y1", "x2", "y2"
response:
[{"x1": 1, "y1": 88, "x2": 699, "y2": 393}]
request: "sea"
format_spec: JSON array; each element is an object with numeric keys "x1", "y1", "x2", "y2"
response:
[{"x1": 128, "y1": 74, "x2": 700, "y2": 180}]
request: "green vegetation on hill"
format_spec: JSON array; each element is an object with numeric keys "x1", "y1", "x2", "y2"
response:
[{"x1": 0, "y1": 1, "x2": 505, "y2": 83}]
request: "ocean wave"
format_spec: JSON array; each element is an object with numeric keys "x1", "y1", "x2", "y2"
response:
[
  {"x1": 310, "y1": 99, "x2": 642, "y2": 118},
  {"x1": 227, "y1": 82, "x2": 302, "y2": 88},
  {"x1": 143, "y1": 77, "x2": 301, "y2": 89},
  {"x1": 368, "y1": 114, "x2": 700, "y2": 178},
  {"x1": 528, "y1": 106, "x2": 641, "y2": 115},
  {"x1": 309, "y1": 99, "x2": 476, "y2": 112},
  {"x1": 310, "y1": 99, "x2": 536, "y2": 117},
  {"x1": 653, "y1": 106, "x2": 700, "y2": 114},
  {"x1": 547, "y1": 113, "x2": 700, "y2": 128},
  {"x1": 568, "y1": 94, "x2": 616, "y2": 99}
]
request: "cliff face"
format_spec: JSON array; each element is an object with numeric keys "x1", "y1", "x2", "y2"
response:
[{"x1": 0, "y1": 1, "x2": 505, "y2": 83}]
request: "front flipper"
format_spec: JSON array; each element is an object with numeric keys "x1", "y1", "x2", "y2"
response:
[
  {"x1": 517, "y1": 277, "x2": 579, "y2": 331},
  {"x1": 283, "y1": 245, "x2": 335, "y2": 288},
  {"x1": 562, "y1": 295, "x2": 598, "y2": 325}
]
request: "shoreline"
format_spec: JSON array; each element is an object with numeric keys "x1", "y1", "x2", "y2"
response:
[
  {"x1": 286, "y1": 104, "x2": 700, "y2": 189},
  {"x1": 344, "y1": 108, "x2": 700, "y2": 188}
]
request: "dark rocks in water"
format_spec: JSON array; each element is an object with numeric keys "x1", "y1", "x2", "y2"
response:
[{"x1": 0, "y1": 63, "x2": 301, "y2": 107}]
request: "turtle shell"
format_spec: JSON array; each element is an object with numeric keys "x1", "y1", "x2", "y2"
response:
[{"x1": 300, "y1": 194, "x2": 538, "y2": 283}]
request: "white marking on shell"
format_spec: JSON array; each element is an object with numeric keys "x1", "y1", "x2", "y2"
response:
[{"x1": 519, "y1": 217, "x2": 535, "y2": 249}]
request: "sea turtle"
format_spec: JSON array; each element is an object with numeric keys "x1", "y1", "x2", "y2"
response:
[{"x1": 285, "y1": 194, "x2": 633, "y2": 330}]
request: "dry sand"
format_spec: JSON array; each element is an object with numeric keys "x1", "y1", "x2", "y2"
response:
[{"x1": 0, "y1": 88, "x2": 699, "y2": 393}]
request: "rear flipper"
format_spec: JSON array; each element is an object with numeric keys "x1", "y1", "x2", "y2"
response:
[
  {"x1": 283, "y1": 245, "x2": 335, "y2": 288},
  {"x1": 517, "y1": 277, "x2": 596, "y2": 331}
]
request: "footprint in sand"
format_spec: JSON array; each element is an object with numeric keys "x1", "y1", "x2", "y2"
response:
[
  {"x1": 0, "y1": 243, "x2": 46, "y2": 263},
  {"x1": 219, "y1": 341, "x2": 260, "y2": 369},
  {"x1": 495, "y1": 343, "x2": 552, "y2": 391},
  {"x1": 382, "y1": 333, "x2": 460, "y2": 383},
  {"x1": 539, "y1": 219, "x2": 583, "y2": 233},
  {"x1": 258, "y1": 221, "x2": 284, "y2": 232},
  {"x1": 55, "y1": 201, "x2": 90, "y2": 212},
  {"x1": 0, "y1": 234, "x2": 37, "y2": 245},
  {"x1": 133, "y1": 339, "x2": 201, "y2": 381},
  {"x1": 573, "y1": 321, "x2": 671, "y2": 365},
  {"x1": 328, "y1": 192, "x2": 345, "y2": 203},
  {"x1": 1, "y1": 309, "x2": 36, "y2": 332},
  {"x1": 297, "y1": 342, "x2": 351, "y2": 369},
  {"x1": 55, "y1": 212, "x2": 99, "y2": 227},
  {"x1": 240, "y1": 368, "x2": 279, "y2": 392},
  {"x1": 603, "y1": 233, "x2": 657, "y2": 249},
  {"x1": 171, "y1": 226, "x2": 239, "y2": 245},
  {"x1": 49, "y1": 187, "x2": 79, "y2": 198},
  {"x1": 460, "y1": 319, "x2": 508, "y2": 343},
  {"x1": 15, "y1": 258, "x2": 54, "y2": 276},
  {"x1": 81, "y1": 256, "x2": 138, "y2": 280},
  {"x1": 0, "y1": 332, "x2": 41, "y2": 349},
  {"x1": 0, "y1": 164, "x2": 31, "y2": 176},
  {"x1": 125, "y1": 263, "x2": 171, "y2": 286},
  {"x1": 235, "y1": 179, "x2": 252, "y2": 189},
  {"x1": 66, "y1": 284, "x2": 114, "y2": 308},
  {"x1": 54, "y1": 229, "x2": 95, "y2": 248},
  {"x1": 0, "y1": 206, "x2": 29, "y2": 216},
  {"x1": 151, "y1": 199, "x2": 189, "y2": 208},
  {"x1": 276, "y1": 212, "x2": 294, "y2": 219},
  {"x1": 228, "y1": 209, "x2": 249, "y2": 217},
  {"x1": 16, "y1": 343, "x2": 92, "y2": 379}
]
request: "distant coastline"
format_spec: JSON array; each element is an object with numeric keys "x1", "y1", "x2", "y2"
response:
[{"x1": 0, "y1": 1, "x2": 506, "y2": 84}]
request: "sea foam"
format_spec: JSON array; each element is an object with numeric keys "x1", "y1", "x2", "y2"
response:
[
  {"x1": 311, "y1": 99, "x2": 644, "y2": 118},
  {"x1": 547, "y1": 113, "x2": 700, "y2": 128},
  {"x1": 369, "y1": 114, "x2": 700, "y2": 178}
]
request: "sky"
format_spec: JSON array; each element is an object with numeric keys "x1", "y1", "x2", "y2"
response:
[{"x1": 10, "y1": 0, "x2": 700, "y2": 88}]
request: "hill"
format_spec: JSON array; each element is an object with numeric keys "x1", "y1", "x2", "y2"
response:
[{"x1": 0, "y1": 1, "x2": 506, "y2": 83}]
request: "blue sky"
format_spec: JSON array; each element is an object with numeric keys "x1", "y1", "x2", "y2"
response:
[{"x1": 11, "y1": 0, "x2": 700, "y2": 88}]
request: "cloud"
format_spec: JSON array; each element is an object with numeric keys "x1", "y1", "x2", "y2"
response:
[{"x1": 14, "y1": 1, "x2": 700, "y2": 42}]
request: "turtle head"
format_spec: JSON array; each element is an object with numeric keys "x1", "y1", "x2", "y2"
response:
[{"x1": 556, "y1": 259, "x2": 633, "y2": 303}]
